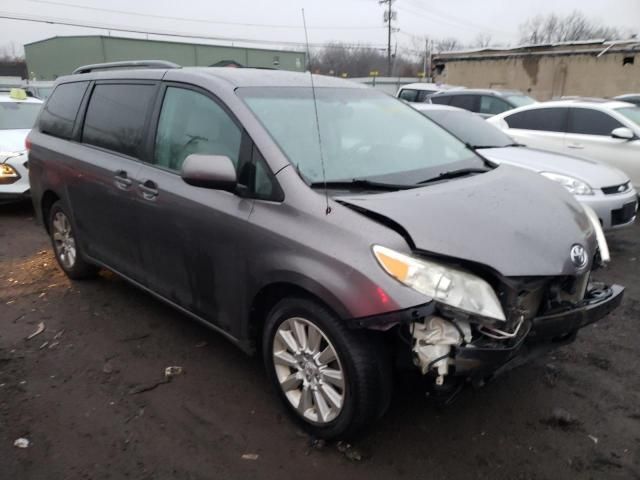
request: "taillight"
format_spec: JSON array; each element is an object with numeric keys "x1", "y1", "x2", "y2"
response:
[{"x1": 25, "y1": 137, "x2": 32, "y2": 152}]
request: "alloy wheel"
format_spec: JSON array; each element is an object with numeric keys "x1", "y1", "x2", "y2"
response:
[
  {"x1": 52, "y1": 211, "x2": 76, "y2": 269},
  {"x1": 272, "y1": 317, "x2": 346, "y2": 424}
]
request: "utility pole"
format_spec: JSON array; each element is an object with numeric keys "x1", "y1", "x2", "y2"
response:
[{"x1": 380, "y1": 0, "x2": 396, "y2": 76}]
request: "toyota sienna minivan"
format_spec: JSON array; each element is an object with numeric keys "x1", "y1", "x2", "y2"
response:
[{"x1": 28, "y1": 62, "x2": 623, "y2": 438}]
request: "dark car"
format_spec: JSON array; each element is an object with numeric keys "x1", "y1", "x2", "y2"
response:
[
  {"x1": 430, "y1": 88, "x2": 537, "y2": 118},
  {"x1": 614, "y1": 94, "x2": 640, "y2": 107},
  {"x1": 28, "y1": 62, "x2": 622, "y2": 438}
]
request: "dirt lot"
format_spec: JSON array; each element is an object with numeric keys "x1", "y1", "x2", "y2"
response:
[{"x1": 1, "y1": 200, "x2": 639, "y2": 480}]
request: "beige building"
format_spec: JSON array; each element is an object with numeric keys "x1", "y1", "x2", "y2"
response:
[{"x1": 432, "y1": 39, "x2": 640, "y2": 101}]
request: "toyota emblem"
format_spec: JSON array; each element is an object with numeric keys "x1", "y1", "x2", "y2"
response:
[{"x1": 570, "y1": 244, "x2": 588, "y2": 269}]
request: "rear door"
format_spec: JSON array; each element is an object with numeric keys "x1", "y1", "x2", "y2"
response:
[
  {"x1": 501, "y1": 107, "x2": 568, "y2": 151},
  {"x1": 134, "y1": 84, "x2": 258, "y2": 332},
  {"x1": 69, "y1": 81, "x2": 158, "y2": 280}
]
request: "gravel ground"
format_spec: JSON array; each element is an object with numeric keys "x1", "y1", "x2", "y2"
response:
[{"x1": 1, "y1": 200, "x2": 639, "y2": 480}]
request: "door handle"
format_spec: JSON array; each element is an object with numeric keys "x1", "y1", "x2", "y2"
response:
[
  {"x1": 567, "y1": 143, "x2": 584, "y2": 149},
  {"x1": 113, "y1": 170, "x2": 132, "y2": 189},
  {"x1": 138, "y1": 180, "x2": 159, "y2": 200}
]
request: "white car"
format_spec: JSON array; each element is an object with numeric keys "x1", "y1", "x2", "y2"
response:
[
  {"x1": 396, "y1": 82, "x2": 461, "y2": 103},
  {"x1": 487, "y1": 98, "x2": 640, "y2": 190},
  {"x1": 414, "y1": 103, "x2": 637, "y2": 230},
  {"x1": 0, "y1": 89, "x2": 42, "y2": 203}
]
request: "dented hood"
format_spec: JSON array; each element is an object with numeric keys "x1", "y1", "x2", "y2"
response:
[{"x1": 338, "y1": 165, "x2": 597, "y2": 277}]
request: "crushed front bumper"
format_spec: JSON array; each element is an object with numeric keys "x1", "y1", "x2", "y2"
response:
[{"x1": 453, "y1": 284, "x2": 624, "y2": 382}]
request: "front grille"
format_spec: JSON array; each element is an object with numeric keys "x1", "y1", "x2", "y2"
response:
[
  {"x1": 611, "y1": 201, "x2": 638, "y2": 226},
  {"x1": 602, "y1": 182, "x2": 630, "y2": 195}
]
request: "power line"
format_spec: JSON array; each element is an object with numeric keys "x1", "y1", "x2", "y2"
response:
[
  {"x1": 0, "y1": 11, "x2": 388, "y2": 50},
  {"x1": 22, "y1": 0, "x2": 386, "y2": 31},
  {"x1": 399, "y1": 0, "x2": 515, "y2": 37}
]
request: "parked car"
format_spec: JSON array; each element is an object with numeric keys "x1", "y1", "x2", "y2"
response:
[
  {"x1": 413, "y1": 103, "x2": 637, "y2": 230},
  {"x1": 29, "y1": 62, "x2": 623, "y2": 438},
  {"x1": 429, "y1": 88, "x2": 537, "y2": 118},
  {"x1": 23, "y1": 81, "x2": 55, "y2": 100},
  {"x1": 0, "y1": 88, "x2": 42, "y2": 203},
  {"x1": 614, "y1": 94, "x2": 640, "y2": 107},
  {"x1": 396, "y1": 82, "x2": 460, "y2": 103},
  {"x1": 487, "y1": 98, "x2": 640, "y2": 190}
]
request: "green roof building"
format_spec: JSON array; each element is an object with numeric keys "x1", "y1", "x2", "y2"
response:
[{"x1": 25, "y1": 35, "x2": 306, "y2": 80}]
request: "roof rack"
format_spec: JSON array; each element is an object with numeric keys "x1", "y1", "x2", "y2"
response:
[{"x1": 72, "y1": 60, "x2": 181, "y2": 75}]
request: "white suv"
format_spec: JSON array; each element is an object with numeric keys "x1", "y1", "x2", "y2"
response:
[{"x1": 488, "y1": 99, "x2": 640, "y2": 190}]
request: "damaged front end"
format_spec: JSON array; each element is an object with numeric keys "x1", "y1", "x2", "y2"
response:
[{"x1": 410, "y1": 278, "x2": 623, "y2": 391}]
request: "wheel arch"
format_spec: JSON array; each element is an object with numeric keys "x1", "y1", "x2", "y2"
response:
[
  {"x1": 247, "y1": 276, "x2": 351, "y2": 353},
  {"x1": 41, "y1": 189, "x2": 61, "y2": 233}
]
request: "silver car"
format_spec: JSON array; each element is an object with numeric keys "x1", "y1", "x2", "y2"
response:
[{"x1": 413, "y1": 103, "x2": 638, "y2": 230}]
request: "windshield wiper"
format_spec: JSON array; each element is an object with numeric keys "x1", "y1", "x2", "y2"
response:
[
  {"x1": 469, "y1": 143, "x2": 524, "y2": 149},
  {"x1": 309, "y1": 179, "x2": 415, "y2": 191},
  {"x1": 417, "y1": 167, "x2": 490, "y2": 185}
]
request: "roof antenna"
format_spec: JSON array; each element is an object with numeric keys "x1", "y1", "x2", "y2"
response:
[{"x1": 302, "y1": 8, "x2": 331, "y2": 215}]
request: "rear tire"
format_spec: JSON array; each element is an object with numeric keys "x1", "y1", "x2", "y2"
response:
[
  {"x1": 48, "y1": 201, "x2": 98, "y2": 280},
  {"x1": 262, "y1": 297, "x2": 391, "y2": 439}
]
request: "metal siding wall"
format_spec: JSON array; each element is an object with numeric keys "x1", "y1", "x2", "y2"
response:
[
  {"x1": 25, "y1": 36, "x2": 105, "y2": 80},
  {"x1": 103, "y1": 37, "x2": 196, "y2": 65},
  {"x1": 24, "y1": 36, "x2": 306, "y2": 79},
  {"x1": 194, "y1": 45, "x2": 248, "y2": 66}
]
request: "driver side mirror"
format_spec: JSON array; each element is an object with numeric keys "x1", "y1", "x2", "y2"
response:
[
  {"x1": 181, "y1": 154, "x2": 237, "y2": 192},
  {"x1": 611, "y1": 127, "x2": 635, "y2": 140}
]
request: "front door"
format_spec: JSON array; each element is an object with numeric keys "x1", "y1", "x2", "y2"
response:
[{"x1": 135, "y1": 85, "x2": 253, "y2": 332}]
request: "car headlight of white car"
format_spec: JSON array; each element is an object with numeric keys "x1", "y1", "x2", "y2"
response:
[
  {"x1": 373, "y1": 245, "x2": 506, "y2": 322},
  {"x1": 540, "y1": 172, "x2": 593, "y2": 195}
]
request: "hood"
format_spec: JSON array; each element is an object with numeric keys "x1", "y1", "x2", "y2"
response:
[
  {"x1": 0, "y1": 129, "x2": 30, "y2": 157},
  {"x1": 480, "y1": 147, "x2": 629, "y2": 189},
  {"x1": 338, "y1": 165, "x2": 596, "y2": 277}
]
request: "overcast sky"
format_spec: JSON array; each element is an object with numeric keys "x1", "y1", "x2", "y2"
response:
[{"x1": 1, "y1": 0, "x2": 639, "y2": 56}]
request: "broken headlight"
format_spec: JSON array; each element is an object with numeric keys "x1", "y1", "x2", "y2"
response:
[{"x1": 373, "y1": 245, "x2": 505, "y2": 322}]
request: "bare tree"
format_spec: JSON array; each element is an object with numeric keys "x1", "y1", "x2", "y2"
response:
[
  {"x1": 473, "y1": 33, "x2": 493, "y2": 49},
  {"x1": 519, "y1": 11, "x2": 622, "y2": 44},
  {"x1": 434, "y1": 37, "x2": 462, "y2": 53}
]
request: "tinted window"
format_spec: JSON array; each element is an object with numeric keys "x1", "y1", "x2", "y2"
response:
[
  {"x1": 398, "y1": 89, "x2": 418, "y2": 102},
  {"x1": 429, "y1": 94, "x2": 451, "y2": 105},
  {"x1": 39, "y1": 81, "x2": 88, "y2": 139},
  {"x1": 154, "y1": 87, "x2": 242, "y2": 171},
  {"x1": 82, "y1": 84, "x2": 155, "y2": 157},
  {"x1": 567, "y1": 108, "x2": 624, "y2": 135},
  {"x1": 504, "y1": 107, "x2": 567, "y2": 132},
  {"x1": 448, "y1": 95, "x2": 478, "y2": 112},
  {"x1": 479, "y1": 95, "x2": 511, "y2": 115}
]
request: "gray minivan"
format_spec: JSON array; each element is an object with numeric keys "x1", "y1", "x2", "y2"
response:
[{"x1": 28, "y1": 62, "x2": 623, "y2": 438}]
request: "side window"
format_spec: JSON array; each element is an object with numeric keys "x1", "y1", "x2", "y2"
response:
[
  {"x1": 429, "y1": 95, "x2": 451, "y2": 105},
  {"x1": 504, "y1": 108, "x2": 567, "y2": 132},
  {"x1": 154, "y1": 87, "x2": 242, "y2": 171},
  {"x1": 82, "y1": 83, "x2": 156, "y2": 158},
  {"x1": 479, "y1": 95, "x2": 511, "y2": 115},
  {"x1": 39, "y1": 81, "x2": 88, "y2": 139},
  {"x1": 567, "y1": 108, "x2": 624, "y2": 135},
  {"x1": 398, "y1": 89, "x2": 418, "y2": 102},
  {"x1": 250, "y1": 146, "x2": 281, "y2": 200},
  {"x1": 416, "y1": 90, "x2": 435, "y2": 102},
  {"x1": 448, "y1": 95, "x2": 477, "y2": 112}
]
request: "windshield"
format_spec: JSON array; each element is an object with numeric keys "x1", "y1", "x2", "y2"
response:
[
  {"x1": 36, "y1": 87, "x2": 54, "y2": 99},
  {"x1": 505, "y1": 95, "x2": 536, "y2": 107},
  {"x1": 0, "y1": 102, "x2": 41, "y2": 130},
  {"x1": 615, "y1": 106, "x2": 640, "y2": 127},
  {"x1": 238, "y1": 87, "x2": 482, "y2": 185},
  {"x1": 421, "y1": 109, "x2": 515, "y2": 148}
]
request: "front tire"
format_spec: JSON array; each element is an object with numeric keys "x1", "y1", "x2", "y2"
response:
[
  {"x1": 48, "y1": 201, "x2": 98, "y2": 280},
  {"x1": 263, "y1": 297, "x2": 391, "y2": 439}
]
